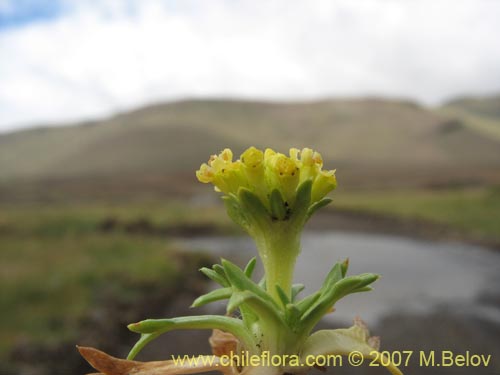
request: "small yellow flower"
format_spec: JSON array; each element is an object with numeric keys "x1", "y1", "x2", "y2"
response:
[
  {"x1": 264, "y1": 152, "x2": 300, "y2": 204},
  {"x1": 196, "y1": 146, "x2": 336, "y2": 219},
  {"x1": 311, "y1": 169, "x2": 337, "y2": 203},
  {"x1": 241, "y1": 146, "x2": 264, "y2": 170}
]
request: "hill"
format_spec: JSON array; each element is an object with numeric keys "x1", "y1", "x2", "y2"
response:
[
  {"x1": 444, "y1": 94, "x2": 500, "y2": 119},
  {"x1": 1, "y1": 97, "x2": 500, "y2": 196},
  {"x1": 439, "y1": 94, "x2": 500, "y2": 141}
]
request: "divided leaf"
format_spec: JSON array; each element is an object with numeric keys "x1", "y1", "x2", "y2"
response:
[
  {"x1": 200, "y1": 267, "x2": 229, "y2": 287},
  {"x1": 127, "y1": 315, "x2": 255, "y2": 360},
  {"x1": 191, "y1": 287, "x2": 232, "y2": 308}
]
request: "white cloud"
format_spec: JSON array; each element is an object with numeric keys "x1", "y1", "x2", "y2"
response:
[{"x1": 1, "y1": 0, "x2": 500, "y2": 131}]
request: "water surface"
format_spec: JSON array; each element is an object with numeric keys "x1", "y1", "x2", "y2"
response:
[{"x1": 178, "y1": 231, "x2": 500, "y2": 325}]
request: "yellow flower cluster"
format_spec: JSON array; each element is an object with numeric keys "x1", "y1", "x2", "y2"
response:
[{"x1": 196, "y1": 147, "x2": 336, "y2": 207}]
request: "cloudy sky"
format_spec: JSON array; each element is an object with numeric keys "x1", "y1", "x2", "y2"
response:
[{"x1": 0, "y1": 0, "x2": 499, "y2": 132}]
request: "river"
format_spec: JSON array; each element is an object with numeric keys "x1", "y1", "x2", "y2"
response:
[{"x1": 177, "y1": 231, "x2": 500, "y2": 374}]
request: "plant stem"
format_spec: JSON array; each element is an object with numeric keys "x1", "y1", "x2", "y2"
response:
[{"x1": 254, "y1": 224, "x2": 301, "y2": 302}]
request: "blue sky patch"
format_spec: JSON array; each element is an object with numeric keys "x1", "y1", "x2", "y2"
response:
[{"x1": 0, "y1": 0, "x2": 64, "y2": 30}]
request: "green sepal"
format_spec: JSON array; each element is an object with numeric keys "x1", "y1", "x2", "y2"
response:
[
  {"x1": 269, "y1": 189, "x2": 287, "y2": 220},
  {"x1": 291, "y1": 179, "x2": 312, "y2": 221},
  {"x1": 306, "y1": 197, "x2": 333, "y2": 220},
  {"x1": 244, "y1": 257, "x2": 257, "y2": 278},
  {"x1": 191, "y1": 287, "x2": 232, "y2": 308},
  {"x1": 222, "y1": 194, "x2": 249, "y2": 229},
  {"x1": 200, "y1": 267, "x2": 229, "y2": 287},
  {"x1": 291, "y1": 283, "x2": 305, "y2": 301},
  {"x1": 238, "y1": 188, "x2": 271, "y2": 228},
  {"x1": 127, "y1": 315, "x2": 256, "y2": 359}
]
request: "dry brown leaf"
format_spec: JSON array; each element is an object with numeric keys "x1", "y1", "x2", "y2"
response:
[
  {"x1": 209, "y1": 329, "x2": 239, "y2": 357},
  {"x1": 78, "y1": 346, "x2": 229, "y2": 375}
]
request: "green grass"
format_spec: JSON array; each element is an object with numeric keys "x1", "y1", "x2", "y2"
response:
[
  {"x1": 1, "y1": 188, "x2": 498, "y2": 362},
  {"x1": 0, "y1": 234, "x2": 179, "y2": 355},
  {"x1": 0, "y1": 200, "x2": 232, "y2": 237},
  {"x1": 0, "y1": 201, "x2": 234, "y2": 362},
  {"x1": 335, "y1": 187, "x2": 500, "y2": 240}
]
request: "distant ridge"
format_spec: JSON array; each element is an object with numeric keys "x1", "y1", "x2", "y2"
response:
[{"x1": 1, "y1": 97, "x2": 499, "y2": 185}]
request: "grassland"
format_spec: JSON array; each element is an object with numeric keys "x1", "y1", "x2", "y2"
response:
[
  {"x1": 0, "y1": 201, "x2": 235, "y2": 367},
  {"x1": 1, "y1": 185, "x2": 499, "y2": 369},
  {"x1": 335, "y1": 186, "x2": 500, "y2": 241}
]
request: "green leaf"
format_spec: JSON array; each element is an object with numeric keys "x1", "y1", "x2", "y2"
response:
[
  {"x1": 301, "y1": 276, "x2": 363, "y2": 322},
  {"x1": 275, "y1": 284, "x2": 290, "y2": 307},
  {"x1": 227, "y1": 290, "x2": 254, "y2": 314},
  {"x1": 199, "y1": 267, "x2": 229, "y2": 287},
  {"x1": 300, "y1": 276, "x2": 361, "y2": 332},
  {"x1": 127, "y1": 332, "x2": 161, "y2": 361},
  {"x1": 227, "y1": 290, "x2": 288, "y2": 330},
  {"x1": 354, "y1": 273, "x2": 380, "y2": 289},
  {"x1": 291, "y1": 283, "x2": 305, "y2": 301},
  {"x1": 244, "y1": 257, "x2": 257, "y2": 278},
  {"x1": 213, "y1": 264, "x2": 228, "y2": 279},
  {"x1": 127, "y1": 315, "x2": 256, "y2": 359},
  {"x1": 300, "y1": 325, "x2": 402, "y2": 375},
  {"x1": 299, "y1": 274, "x2": 379, "y2": 335},
  {"x1": 320, "y1": 262, "x2": 343, "y2": 292},
  {"x1": 352, "y1": 286, "x2": 373, "y2": 294},
  {"x1": 258, "y1": 276, "x2": 266, "y2": 289},
  {"x1": 221, "y1": 259, "x2": 279, "y2": 309},
  {"x1": 306, "y1": 197, "x2": 332, "y2": 220},
  {"x1": 285, "y1": 303, "x2": 301, "y2": 329},
  {"x1": 295, "y1": 291, "x2": 321, "y2": 314},
  {"x1": 341, "y1": 258, "x2": 349, "y2": 277},
  {"x1": 269, "y1": 189, "x2": 287, "y2": 220},
  {"x1": 191, "y1": 287, "x2": 232, "y2": 308}
]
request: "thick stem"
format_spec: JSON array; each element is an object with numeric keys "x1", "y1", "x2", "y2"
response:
[{"x1": 254, "y1": 224, "x2": 301, "y2": 302}]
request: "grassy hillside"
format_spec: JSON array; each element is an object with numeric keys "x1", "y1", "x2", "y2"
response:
[
  {"x1": 1, "y1": 98, "x2": 500, "y2": 185},
  {"x1": 439, "y1": 94, "x2": 500, "y2": 141},
  {"x1": 444, "y1": 94, "x2": 500, "y2": 119}
]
